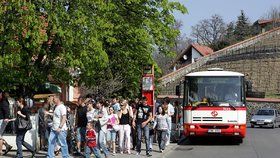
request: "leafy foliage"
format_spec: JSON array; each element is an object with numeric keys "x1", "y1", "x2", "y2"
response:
[{"x1": 0, "y1": 0, "x2": 186, "y2": 97}]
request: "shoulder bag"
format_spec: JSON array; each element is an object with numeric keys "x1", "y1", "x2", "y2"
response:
[{"x1": 16, "y1": 116, "x2": 32, "y2": 131}]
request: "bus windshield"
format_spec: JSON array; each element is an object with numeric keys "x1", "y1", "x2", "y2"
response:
[{"x1": 188, "y1": 76, "x2": 244, "y2": 107}]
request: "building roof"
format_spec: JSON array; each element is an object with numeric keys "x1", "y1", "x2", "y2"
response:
[
  {"x1": 192, "y1": 44, "x2": 214, "y2": 56},
  {"x1": 255, "y1": 19, "x2": 274, "y2": 25},
  {"x1": 254, "y1": 19, "x2": 280, "y2": 25},
  {"x1": 170, "y1": 44, "x2": 213, "y2": 68}
]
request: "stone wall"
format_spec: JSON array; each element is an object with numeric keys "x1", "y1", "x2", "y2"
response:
[
  {"x1": 159, "y1": 27, "x2": 280, "y2": 96},
  {"x1": 197, "y1": 48, "x2": 280, "y2": 94},
  {"x1": 247, "y1": 101, "x2": 280, "y2": 122}
]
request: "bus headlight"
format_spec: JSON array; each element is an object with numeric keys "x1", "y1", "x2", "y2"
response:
[
  {"x1": 190, "y1": 125, "x2": 195, "y2": 129},
  {"x1": 234, "y1": 125, "x2": 239, "y2": 129}
]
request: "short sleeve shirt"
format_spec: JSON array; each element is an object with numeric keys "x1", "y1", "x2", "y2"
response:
[
  {"x1": 168, "y1": 103, "x2": 175, "y2": 116},
  {"x1": 76, "y1": 105, "x2": 88, "y2": 127},
  {"x1": 112, "y1": 103, "x2": 121, "y2": 113},
  {"x1": 136, "y1": 104, "x2": 151, "y2": 124},
  {"x1": 52, "y1": 104, "x2": 67, "y2": 130},
  {"x1": 87, "y1": 109, "x2": 95, "y2": 123},
  {"x1": 107, "y1": 114, "x2": 118, "y2": 130}
]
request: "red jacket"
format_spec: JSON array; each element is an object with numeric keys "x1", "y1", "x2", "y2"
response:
[{"x1": 86, "y1": 129, "x2": 97, "y2": 147}]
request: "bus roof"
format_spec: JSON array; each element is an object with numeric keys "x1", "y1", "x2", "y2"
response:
[{"x1": 186, "y1": 71, "x2": 244, "y2": 77}]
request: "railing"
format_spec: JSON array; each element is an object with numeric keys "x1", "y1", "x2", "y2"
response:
[{"x1": 159, "y1": 27, "x2": 280, "y2": 86}]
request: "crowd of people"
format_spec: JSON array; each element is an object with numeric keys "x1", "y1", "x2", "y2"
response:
[{"x1": 0, "y1": 89, "x2": 182, "y2": 158}]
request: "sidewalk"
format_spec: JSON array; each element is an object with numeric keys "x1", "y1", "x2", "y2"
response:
[{"x1": 2, "y1": 143, "x2": 177, "y2": 158}]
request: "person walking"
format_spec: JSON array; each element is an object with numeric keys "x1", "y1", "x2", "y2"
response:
[
  {"x1": 38, "y1": 100, "x2": 49, "y2": 150},
  {"x1": 111, "y1": 98, "x2": 120, "y2": 114},
  {"x1": 85, "y1": 122, "x2": 101, "y2": 158},
  {"x1": 75, "y1": 97, "x2": 88, "y2": 154},
  {"x1": 132, "y1": 96, "x2": 152, "y2": 157},
  {"x1": 93, "y1": 101, "x2": 109, "y2": 158},
  {"x1": 0, "y1": 90, "x2": 12, "y2": 156},
  {"x1": 162, "y1": 97, "x2": 174, "y2": 146},
  {"x1": 107, "y1": 106, "x2": 119, "y2": 155},
  {"x1": 15, "y1": 97, "x2": 36, "y2": 158},
  {"x1": 129, "y1": 100, "x2": 138, "y2": 150},
  {"x1": 118, "y1": 100, "x2": 133, "y2": 155},
  {"x1": 86, "y1": 101, "x2": 95, "y2": 123},
  {"x1": 153, "y1": 106, "x2": 169, "y2": 153},
  {"x1": 47, "y1": 95, "x2": 69, "y2": 158}
]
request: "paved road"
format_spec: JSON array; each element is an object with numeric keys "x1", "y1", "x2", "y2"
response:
[
  {"x1": 3, "y1": 127, "x2": 280, "y2": 157},
  {"x1": 164, "y1": 127, "x2": 280, "y2": 158},
  {"x1": 3, "y1": 141, "x2": 178, "y2": 158}
]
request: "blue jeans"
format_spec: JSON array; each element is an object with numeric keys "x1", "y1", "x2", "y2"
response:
[
  {"x1": 76, "y1": 127, "x2": 86, "y2": 142},
  {"x1": 16, "y1": 130, "x2": 35, "y2": 158},
  {"x1": 47, "y1": 129, "x2": 69, "y2": 158},
  {"x1": 98, "y1": 130, "x2": 109, "y2": 157},
  {"x1": 85, "y1": 146, "x2": 101, "y2": 158},
  {"x1": 136, "y1": 124, "x2": 150, "y2": 154},
  {"x1": 166, "y1": 117, "x2": 172, "y2": 143},
  {"x1": 0, "y1": 119, "x2": 8, "y2": 139},
  {"x1": 106, "y1": 130, "x2": 117, "y2": 142},
  {"x1": 157, "y1": 130, "x2": 167, "y2": 150}
]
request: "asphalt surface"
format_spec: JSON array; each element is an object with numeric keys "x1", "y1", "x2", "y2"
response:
[
  {"x1": 3, "y1": 127, "x2": 280, "y2": 158},
  {"x1": 2, "y1": 141, "x2": 178, "y2": 158},
  {"x1": 164, "y1": 127, "x2": 280, "y2": 158}
]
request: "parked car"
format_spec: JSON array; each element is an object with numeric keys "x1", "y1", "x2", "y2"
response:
[{"x1": 250, "y1": 108, "x2": 280, "y2": 128}]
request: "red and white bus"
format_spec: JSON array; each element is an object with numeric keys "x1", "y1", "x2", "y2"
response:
[{"x1": 182, "y1": 69, "x2": 246, "y2": 143}]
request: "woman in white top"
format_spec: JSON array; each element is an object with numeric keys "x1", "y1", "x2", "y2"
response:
[{"x1": 86, "y1": 102, "x2": 95, "y2": 123}]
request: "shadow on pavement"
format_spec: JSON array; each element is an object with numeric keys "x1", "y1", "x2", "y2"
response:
[{"x1": 177, "y1": 136, "x2": 242, "y2": 146}]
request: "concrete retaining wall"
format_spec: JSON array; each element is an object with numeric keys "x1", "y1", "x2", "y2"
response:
[{"x1": 247, "y1": 101, "x2": 280, "y2": 122}]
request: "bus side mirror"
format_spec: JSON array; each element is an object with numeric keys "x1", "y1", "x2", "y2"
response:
[{"x1": 176, "y1": 85, "x2": 181, "y2": 96}]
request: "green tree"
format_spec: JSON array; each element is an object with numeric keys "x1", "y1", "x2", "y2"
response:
[
  {"x1": 234, "y1": 10, "x2": 253, "y2": 41},
  {"x1": 224, "y1": 21, "x2": 236, "y2": 45},
  {"x1": 0, "y1": 1, "x2": 186, "y2": 97},
  {"x1": 153, "y1": 20, "x2": 192, "y2": 75}
]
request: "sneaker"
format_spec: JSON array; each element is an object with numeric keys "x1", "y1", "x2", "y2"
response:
[
  {"x1": 31, "y1": 151, "x2": 36, "y2": 158},
  {"x1": 120, "y1": 151, "x2": 123, "y2": 154},
  {"x1": 160, "y1": 149, "x2": 163, "y2": 153},
  {"x1": 3, "y1": 145, "x2": 12, "y2": 155},
  {"x1": 55, "y1": 149, "x2": 60, "y2": 156},
  {"x1": 112, "y1": 152, "x2": 116, "y2": 156},
  {"x1": 146, "y1": 153, "x2": 152, "y2": 157},
  {"x1": 136, "y1": 152, "x2": 140, "y2": 156}
]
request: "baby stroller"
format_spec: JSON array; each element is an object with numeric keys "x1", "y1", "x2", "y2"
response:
[{"x1": 66, "y1": 116, "x2": 81, "y2": 156}]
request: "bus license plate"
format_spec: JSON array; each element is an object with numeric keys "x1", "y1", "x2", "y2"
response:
[{"x1": 208, "y1": 129, "x2": 221, "y2": 133}]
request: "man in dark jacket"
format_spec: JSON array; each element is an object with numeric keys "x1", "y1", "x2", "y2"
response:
[
  {"x1": 0, "y1": 90, "x2": 12, "y2": 156},
  {"x1": 75, "y1": 97, "x2": 88, "y2": 153}
]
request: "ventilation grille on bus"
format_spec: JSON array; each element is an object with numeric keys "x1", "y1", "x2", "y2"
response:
[
  {"x1": 192, "y1": 117, "x2": 223, "y2": 122},
  {"x1": 200, "y1": 125, "x2": 229, "y2": 129}
]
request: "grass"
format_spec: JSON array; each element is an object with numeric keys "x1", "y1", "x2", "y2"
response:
[{"x1": 265, "y1": 93, "x2": 280, "y2": 99}]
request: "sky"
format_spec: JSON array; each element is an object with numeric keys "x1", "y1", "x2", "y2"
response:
[{"x1": 173, "y1": 0, "x2": 280, "y2": 36}]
